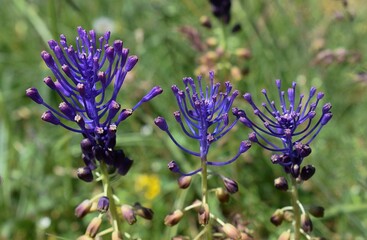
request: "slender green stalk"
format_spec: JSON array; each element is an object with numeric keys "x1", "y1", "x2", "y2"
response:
[
  {"x1": 201, "y1": 155, "x2": 212, "y2": 240},
  {"x1": 290, "y1": 177, "x2": 301, "y2": 240},
  {"x1": 99, "y1": 161, "x2": 122, "y2": 233}
]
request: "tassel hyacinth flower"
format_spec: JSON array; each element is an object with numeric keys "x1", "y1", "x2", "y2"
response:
[
  {"x1": 154, "y1": 71, "x2": 251, "y2": 238},
  {"x1": 235, "y1": 79, "x2": 332, "y2": 239},
  {"x1": 26, "y1": 26, "x2": 162, "y2": 178},
  {"x1": 155, "y1": 71, "x2": 251, "y2": 176},
  {"x1": 235, "y1": 79, "x2": 332, "y2": 179}
]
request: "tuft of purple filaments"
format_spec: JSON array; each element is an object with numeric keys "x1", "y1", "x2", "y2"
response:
[
  {"x1": 234, "y1": 80, "x2": 332, "y2": 178},
  {"x1": 26, "y1": 27, "x2": 162, "y2": 176},
  {"x1": 155, "y1": 72, "x2": 251, "y2": 176}
]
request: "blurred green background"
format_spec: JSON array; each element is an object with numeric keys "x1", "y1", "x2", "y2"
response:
[{"x1": 1, "y1": 0, "x2": 367, "y2": 239}]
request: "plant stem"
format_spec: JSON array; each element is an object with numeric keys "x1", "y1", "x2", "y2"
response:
[
  {"x1": 201, "y1": 155, "x2": 212, "y2": 240},
  {"x1": 290, "y1": 177, "x2": 301, "y2": 240},
  {"x1": 99, "y1": 161, "x2": 122, "y2": 233}
]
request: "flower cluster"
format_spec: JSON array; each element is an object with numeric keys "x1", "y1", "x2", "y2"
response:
[
  {"x1": 234, "y1": 80, "x2": 332, "y2": 179},
  {"x1": 26, "y1": 27, "x2": 162, "y2": 180},
  {"x1": 154, "y1": 71, "x2": 251, "y2": 176}
]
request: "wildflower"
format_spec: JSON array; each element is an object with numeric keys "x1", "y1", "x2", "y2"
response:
[
  {"x1": 235, "y1": 80, "x2": 332, "y2": 179},
  {"x1": 26, "y1": 27, "x2": 162, "y2": 177},
  {"x1": 154, "y1": 71, "x2": 251, "y2": 176}
]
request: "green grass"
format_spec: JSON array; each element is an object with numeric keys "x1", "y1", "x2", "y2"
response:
[{"x1": 1, "y1": 0, "x2": 367, "y2": 239}]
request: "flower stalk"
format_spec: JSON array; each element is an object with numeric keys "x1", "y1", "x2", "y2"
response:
[{"x1": 290, "y1": 177, "x2": 301, "y2": 240}]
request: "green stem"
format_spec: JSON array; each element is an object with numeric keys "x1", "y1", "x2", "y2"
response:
[
  {"x1": 201, "y1": 155, "x2": 212, "y2": 240},
  {"x1": 99, "y1": 161, "x2": 122, "y2": 233},
  {"x1": 290, "y1": 177, "x2": 301, "y2": 240}
]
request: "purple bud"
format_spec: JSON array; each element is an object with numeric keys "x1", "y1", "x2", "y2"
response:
[
  {"x1": 301, "y1": 213, "x2": 313, "y2": 233},
  {"x1": 177, "y1": 175, "x2": 192, "y2": 189},
  {"x1": 317, "y1": 92, "x2": 324, "y2": 100},
  {"x1": 239, "y1": 140, "x2": 251, "y2": 153},
  {"x1": 41, "y1": 111, "x2": 60, "y2": 125},
  {"x1": 321, "y1": 113, "x2": 332, "y2": 125},
  {"x1": 275, "y1": 79, "x2": 281, "y2": 88},
  {"x1": 164, "y1": 210, "x2": 184, "y2": 227},
  {"x1": 322, "y1": 103, "x2": 332, "y2": 113},
  {"x1": 308, "y1": 206, "x2": 325, "y2": 218},
  {"x1": 274, "y1": 177, "x2": 288, "y2": 191},
  {"x1": 168, "y1": 161, "x2": 180, "y2": 173},
  {"x1": 115, "y1": 153, "x2": 133, "y2": 176},
  {"x1": 171, "y1": 85, "x2": 179, "y2": 94},
  {"x1": 173, "y1": 111, "x2": 181, "y2": 122},
  {"x1": 154, "y1": 116, "x2": 169, "y2": 131},
  {"x1": 75, "y1": 199, "x2": 92, "y2": 218},
  {"x1": 26, "y1": 88, "x2": 44, "y2": 104},
  {"x1": 133, "y1": 202, "x2": 154, "y2": 220},
  {"x1": 77, "y1": 83, "x2": 85, "y2": 97},
  {"x1": 125, "y1": 55, "x2": 138, "y2": 71},
  {"x1": 121, "y1": 204, "x2": 137, "y2": 225},
  {"x1": 97, "y1": 196, "x2": 109, "y2": 213},
  {"x1": 222, "y1": 177, "x2": 238, "y2": 194},
  {"x1": 243, "y1": 93, "x2": 253, "y2": 104},
  {"x1": 43, "y1": 76, "x2": 56, "y2": 90},
  {"x1": 142, "y1": 86, "x2": 163, "y2": 102},
  {"x1": 113, "y1": 40, "x2": 123, "y2": 53},
  {"x1": 239, "y1": 117, "x2": 252, "y2": 127},
  {"x1": 80, "y1": 138, "x2": 93, "y2": 154},
  {"x1": 116, "y1": 109, "x2": 133, "y2": 123},
  {"x1": 248, "y1": 132, "x2": 258, "y2": 142},
  {"x1": 105, "y1": 46, "x2": 115, "y2": 62},
  {"x1": 77, "y1": 166, "x2": 94, "y2": 182},
  {"x1": 59, "y1": 102, "x2": 76, "y2": 119},
  {"x1": 41, "y1": 51, "x2": 55, "y2": 68},
  {"x1": 300, "y1": 165, "x2": 316, "y2": 181}
]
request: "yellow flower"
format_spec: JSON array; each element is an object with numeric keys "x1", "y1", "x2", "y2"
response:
[{"x1": 135, "y1": 174, "x2": 161, "y2": 200}]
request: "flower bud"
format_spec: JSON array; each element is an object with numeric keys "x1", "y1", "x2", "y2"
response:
[
  {"x1": 300, "y1": 165, "x2": 316, "y2": 181},
  {"x1": 164, "y1": 210, "x2": 184, "y2": 226},
  {"x1": 215, "y1": 187, "x2": 230, "y2": 203},
  {"x1": 177, "y1": 175, "x2": 192, "y2": 189},
  {"x1": 85, "y1": 217, "x2": 102, "y2": 237},
  {"x1": 301, "y1": 213, "x2": 313, "y2": 233},
  {"x1": 200, "y1": 15, "x2": 212, "y2": 28},
  {"x1": 198, "y1": 203, "x2": 210, "y2": 225},
  {"x1": 112, "y1": 230, "x2": 123, "y2": 240},
  {"x1": 222, "y1": 223, "x2": 241, "y2": 239},
  {"x1": 278, "y1": 230, "x2": 291, "y2": 240},
  {"x1": 308, "y1": 205, "x2": 325, "y2": 218},
  {"x1": 274, "y1": 177, "x2": 288, "y2": 191},
  {"x1": 270, "y1": 209, "x2": 284, "y2": 226},
  {"x1": 125, "y1": 55, "x2": 138, "y2": 71},
  {"x1": 154, "y1": 116, "x2": 169, "y2": 131},
  {"x1": 77, "y1": 167, "x2": 94, "y2": 182},
  {"x1": 121, "y1": 204, "x2": 136, "y2": 225},
  {"x1": 75, "y1": 199, "x2": 92, "y2": 218},
  {"x1": 26, "y1": 87, "x2": 44, "y2": 104},
  {"x1": 41, "y1": 111, "x2": 60, "y2": 125},
  {"x1": 142, "y1": 86, "x2": 163, "y2": 102},
  {"x1": 134, "y1": 202, "x2": 154, "y2": 220},
  {"x1": 222, "y1": 177, "x2": 238, "y2": 194},
  {"x1": 97, "y1": 196, "x2": 109, "y2": 213}
]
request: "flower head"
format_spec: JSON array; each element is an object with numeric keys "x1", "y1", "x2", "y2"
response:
[
  {"x1": 26, "y1": 27, "x2": 162, "y2": 177},
  {"x1": 155, "y1": 71, "x2": 250, "y2": 176},
  {"x1": 236, "y1": 80, "x2": 332, "y2": 178}
]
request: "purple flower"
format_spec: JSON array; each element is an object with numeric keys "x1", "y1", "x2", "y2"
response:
[
  {"x1": 155, "y1": 71, "x2": 250, "y2": 176},
  {"x1": 235, "y1": 80, "x2": 332, "y2": 178},
  {"x1": 26, "y1": 27, "x2": 162, "y2": 176}
]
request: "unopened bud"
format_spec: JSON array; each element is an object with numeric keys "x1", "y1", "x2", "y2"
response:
[
  {"x1": 200, "y1": 15, "x2": 212, "y2": 28},
  {"x1": 121, "y1": 204, "x2": 136, "y2": 225},
  {"x1": 222, "y1": 177, "x2": 238, "y2": 194},
  {"x1": 274, "y1": 177, "x2": 288, "y2": 191},
  {"x1": 164, "y1": 210, "x2": 184, "y2": 226},
  {"x1": 300, "y1": 165, "x2": 316, "y2": 181},
  {"x1": 97, "y1": 196, "x2": 109, "y2": 213},
  {"x1": 270, "y1": 209, "x2": 284, "y2": 226},
  {"x1": 134, "y1": 202, "x2": 154, "y2": 220},
  {"x1": 85, "y1": 217, "x2": 102, "y2": 237},
  {"x1": 215, "y1": 187, "x2": 230, "y2": 203},
  {"x1": 308, "y1": 206, "x2": 325, "y2": 218},
  {"x1": 222, "y1": 223, "x2": 241, "y2": 239},
  {"x1": 301, "y1": 213, "x2": 313, "y2": 233},
  {"x1": 75, "y1": 199, "x2": 92, "y2": 218},
  {"x1": 278, "y1": 230, "x2": 291, "y2": 240},
  {"x1": 112, "y1": 230, "x2": 123, "y2": 240},
  {"x1": 177, "y1": 175, "x2": 192, "y2": 189},
  {"x1": 77, "y1": 167, "x2": 94, "y2": 182},
  {"x1": 198, "y1": 203, "x2": 210, "y2": 225}
]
